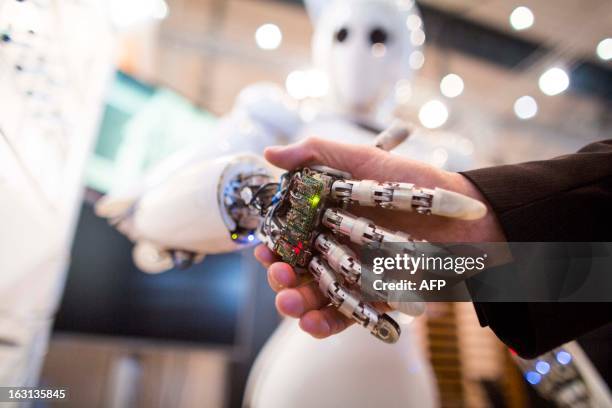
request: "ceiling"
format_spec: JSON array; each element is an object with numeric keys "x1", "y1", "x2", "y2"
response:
[{"x1": 420, "y1": 0, "x2": 611, "y2": 65}]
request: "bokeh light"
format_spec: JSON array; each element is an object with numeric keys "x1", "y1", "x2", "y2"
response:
[
  {"x1": 539, "y1": 67, "x2": 570, "y2": 96},
  {"x1": 556, "y1": 350, "x2": 572, "y2": 365},
  {"x1": 409, "y1": 50, "x2": 425, "y2": 70},
  {"x1": 440, "y1": 74, "x2": 464, "y2": 98},
  {"x1": 419, "y1": 100, "x2": 449, "y2": 129},
  {"x1": 510, "y1": 6, "x2": 534, "y2": 31},
  {"x1": 255, "y1": 23, "x2": 283, "y2": 50},
  {"x1": 535, "y1": 361, "x2": 550, "y2": 375},
  {"x1": 514, "y1": 95, "x2": 538, "y2": 119},
  {"x1": 525, "y1": 371, "x2": 542, "y2": 385},
  {"x1": 596, "y1": 38, "x2": 612, "y2": 61}
]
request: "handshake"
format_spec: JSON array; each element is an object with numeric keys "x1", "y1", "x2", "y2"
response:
[{"x1": 255, "y1": 137, "x2": 505, "y2": 342}]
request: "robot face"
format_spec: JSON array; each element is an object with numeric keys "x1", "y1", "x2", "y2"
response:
[{"x1": 307, "y1": 0, "x2": 421, "y2": 115}]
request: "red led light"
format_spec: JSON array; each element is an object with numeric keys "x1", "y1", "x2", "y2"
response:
[{"x1": 293, "y1": 242, "x2": 304, "y2": 254}]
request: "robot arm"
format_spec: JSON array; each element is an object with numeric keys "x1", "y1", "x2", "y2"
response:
[{"x1": 96, "y1": 153, "x2": 275, "y2": 273}]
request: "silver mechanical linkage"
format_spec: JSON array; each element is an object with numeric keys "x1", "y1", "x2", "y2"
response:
[
  {"x1": 314, "y1": 232, "x2": 396, "y2": 305},
  {"x1": 314, "y1": 233, "x2": 361, "y2": 284},
  {"x1": 308, "y1": 256, "x2": 400, "y2": 343},
  {"x1": 331, "y1": 179, "x2": 486, "y2": 220},
  {"x1": 322, "y1": 208, "x2": 416, "y2": 246}
]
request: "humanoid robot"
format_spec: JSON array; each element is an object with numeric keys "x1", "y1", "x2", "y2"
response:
[{"x1": 96, "y1": 0, "x2": 477, "y2": 406}]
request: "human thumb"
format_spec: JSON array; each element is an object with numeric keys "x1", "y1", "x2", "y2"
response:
[{"x1": 264, "y1": 137, "x2": 384, "y2": 175}]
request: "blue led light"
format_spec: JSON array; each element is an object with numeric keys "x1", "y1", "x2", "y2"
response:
[
  {"x1": 535, "y1": 361, "x2": 550, "y2": 375},
  {"x1": 525, "y1": 371, "x2": 542, "y2": 385},
  {"x1": 556, "y1": 351, "x2": 572, "y2": 365},
  {"x1": 247, "y1": 234, "x2": 255, "y2": 242}
]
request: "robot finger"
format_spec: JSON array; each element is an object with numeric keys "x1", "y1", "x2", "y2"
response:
[
  {"x1": 321, "y1": 208, "x2": 419, "y2": 247},
  {"x1": 314, "y1": 233, "x2": 362, "y2": 285},
  {"x1": 330, "y1": 179, "x2": 486, "y2": 220},
  {"x1": 314, "y1": 232, "x2": 425, "y2": 314},
  {"x1": 308, "y1": 256, "x2": 400, "y2": 343}
]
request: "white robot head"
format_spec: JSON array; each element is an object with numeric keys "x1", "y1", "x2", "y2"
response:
[{"x1": 305, "y1": 0, "x2": 423, "y2": 119}]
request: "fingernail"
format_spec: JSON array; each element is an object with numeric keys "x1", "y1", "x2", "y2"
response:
[{"x1": 277, "y1": 290, "x2": 303, "y2": 316}]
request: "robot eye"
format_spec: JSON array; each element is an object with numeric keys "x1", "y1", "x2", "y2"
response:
[
  {"x1": 369, "y1": 27, "x2": 389, "y2": 45},
  {"x1": 335, "y1": 27, "x2": 349, "y2": 43}
]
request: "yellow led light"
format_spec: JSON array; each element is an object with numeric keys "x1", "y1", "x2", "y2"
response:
[
  {"x1": 309, "y1": 194, "x2": 320, "y2": 207},
  {"x1": 231, "y1": 233, "x2": 238, "y2": 240}
]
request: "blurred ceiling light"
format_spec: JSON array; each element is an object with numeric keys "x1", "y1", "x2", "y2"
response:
[
  {"x1": 410, "y1": 29, "x2": 426, "y2": 46},
  {"x1": 405, "y1": 14, "x2": 422, "y2": 31},
  {"x1": 395, "y1": 80, "x2": 412, "y2": 104},
  {"x1": 431, "y1": 148, "x2": 449, "y2": 168},
  {"x1": 513, "y1": 95, "x2": 538, "y2": 119},
  {"x1": 286, "y1": 71, "x2": 309, "y2": 100},
  {"x1": 255, "y1": 23, "x2": 283, "y2": 50},
  {"x1": 286, "y1": 69, "x2": 329, "y2": 100},
  {"x1": 596, "y1": 38, "x2": 612, "y2": 61},
  {"x1": 440, "y1": 73, "x2": 464, "y2": 98},
  {"x1": 538, "y1": 67, "x2": 570, "y2": 96},
  {"x1": 509, "y1": 6, "x2": 534, "y2": 31},
  {"x1": 110, "y1": 0, "x2": 168, "y2": 29},
  {"x1": 397, "y1": 0, "x2": 416, "y2": 12},
  {"x1": 409, "y1": 50, "x2": 425, "y2": 70},
  {"x1": 419, "y1": 100, "x2": 448, "y2": 129},
  {"x1": 151, "y1": 0, "x2": 169, "y2": 19}
]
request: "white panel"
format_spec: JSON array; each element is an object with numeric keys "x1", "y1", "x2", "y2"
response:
[{"x1": 0, "y1": 0, "x2": 114, "y2": 386}]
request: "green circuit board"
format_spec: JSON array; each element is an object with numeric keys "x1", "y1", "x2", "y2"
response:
[{"x1": 273, "y1": 170, "x2": 327, "y2": 267}]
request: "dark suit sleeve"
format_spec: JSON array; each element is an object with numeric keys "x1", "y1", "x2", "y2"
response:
[{"x1": 460, "y1": 140, "x2": 612, "y2": 358}]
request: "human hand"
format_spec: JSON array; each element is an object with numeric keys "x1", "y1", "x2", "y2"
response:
[{"x1": 255, "y1": 137, "x2": 506, "y2": 339}]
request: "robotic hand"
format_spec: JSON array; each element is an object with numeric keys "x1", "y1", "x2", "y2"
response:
[{"x1": 253, "y1": 162, "x2": 487, "y2": 343}]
